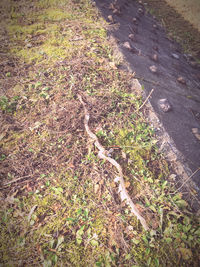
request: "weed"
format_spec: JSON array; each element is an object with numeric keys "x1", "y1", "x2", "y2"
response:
[{"x1": 0, "y1": 95, "x2": 20, "y2": 113}]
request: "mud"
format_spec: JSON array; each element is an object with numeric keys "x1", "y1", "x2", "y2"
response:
[{"x1": 95, "y1": 0, "x2": 200, "y2": 195}]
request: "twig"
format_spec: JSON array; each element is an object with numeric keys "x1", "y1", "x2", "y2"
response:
[
  {"x1": 137, "y1": 88, "x2": 154, "y2": 111},
  {"x1": 70, "y1": 37, "x2": 83, "y2": 41},
  {"x1": 173, "y1": 167, "x2": 200, "y2": 194},
  {"x1": 0, "y1": 175, "x2": 31, "y2": 188},
  {"x1": 78, "y1": 94, "x2": 149, "y2": 231},
  {"x1": 128, "y1": 24, "x2": 134, "y2": 34}
]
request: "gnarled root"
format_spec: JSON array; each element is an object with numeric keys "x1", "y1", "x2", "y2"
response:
[{"x1": 78, "y1": 94, "x2": 149, "y2": 231}]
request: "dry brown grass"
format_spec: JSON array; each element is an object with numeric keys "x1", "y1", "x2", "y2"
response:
[{"x1": 165, "y1": 0, "x2": 200, "y2": 31}]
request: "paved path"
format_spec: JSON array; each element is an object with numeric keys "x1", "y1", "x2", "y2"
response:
[{"x1": 95, "y1": 0, "x2": 200, "y2": 194}]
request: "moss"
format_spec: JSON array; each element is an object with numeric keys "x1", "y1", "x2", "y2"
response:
[
  {"x1": 8, "y1": 20, "x2": 75, "y2": 64},
  {"x1": 8, "y1": 23, "x2": 46, "y2": 40},
  {"x1": 12, "y1": 40, "x2": 72, "y2": 64},
  {"x1": 38, "y1": 8, "x2": 73, "y2": 21},
  {"x1": 7, "y1": 4, "x2": 105, "y2": 65},
  {"x1": 83, "y1": 27, "x2": 107, "y2": 39},
  {"x1": 36, "y1": 0, "x2": 71, "y2": 9}
]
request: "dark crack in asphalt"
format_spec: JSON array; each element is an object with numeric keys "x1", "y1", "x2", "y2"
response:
[{"x1": 95, "y1": 0, "x2": 200, "y2": 194}]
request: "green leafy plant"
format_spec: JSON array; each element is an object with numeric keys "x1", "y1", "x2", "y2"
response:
[{"x1": 0, "y1": 96, "x2": 20, "y2": 113}]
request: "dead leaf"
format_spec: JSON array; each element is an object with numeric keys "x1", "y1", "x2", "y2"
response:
[
  {"x1": 125, "y1": 181, "x2": 130, "y2": 188},
  {"x1": 52, "y1": 203, "x2": 62, "y2": 212},
  {"x1": 94, "y1": 184, "x2": 99, "y2": 194},
  {"x1": 0, "y1": 133, "x2": 6, "y2": 141},
  {"x1": 152, "y1": 219, "x2": 159, "y2": 229},
  {"x1": 122, "y1": 151, "x2": 127, "y2": 159},
  {"x1": 110, "y1": 181, "x2": 116, "y2": 188}
]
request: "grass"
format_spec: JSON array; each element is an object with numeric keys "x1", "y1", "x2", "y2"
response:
[{"x1": 0, "y1": 0, "x2": 200, "y2": 266}]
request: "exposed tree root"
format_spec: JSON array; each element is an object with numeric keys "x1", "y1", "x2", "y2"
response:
[{"x1": 78, "y1": 94, "x2": 149, "y2": 231}]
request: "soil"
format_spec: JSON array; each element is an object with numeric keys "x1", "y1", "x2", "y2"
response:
[{"x1": 95, "y1": 0, "x2": 200, "y2": 194}]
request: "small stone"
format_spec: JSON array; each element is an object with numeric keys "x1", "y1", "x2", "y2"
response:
[
  {"x1": 172, "y1": 53, "x2": 179, "y2": 59},
  {"x1": 132, "y1": 17, "x2": 138, "y2": 24},
  {"x1": 113, "y1": 8, "x2": 121, "y2": 15},
  {"x1": 108, "y1": 15, "x2": 114, "y2": 23},
  {"x1": 158, "y1": 98, "x2": 172, "y2": 112},
  {"x1": 177, "y1": 76, "x2": 186, "y2": 85},
  {"x1": 128, "y1": 33, "x2": 135, "y2": 40},
  {"x1": 138, "y1": 0, "x2": 143, "y2": 4},
  {"x1": 153, "y1": 24, "x2": 158, "y2": 29},
  {"x1": 149, "y1": 65, "x2": 157, "y2": 73},
  {"x1": 123, "y1": 41, "x2": 134, "y2": 52},
  {"x1": 137, "y1": 8, "x2": 144, "y2": 15},
  {"x1": 192, "y1": 128, "x2": 200, "y2": 141},
  {"x1": 151, "y1": 53, "x2": 158, "y2": 62}
]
